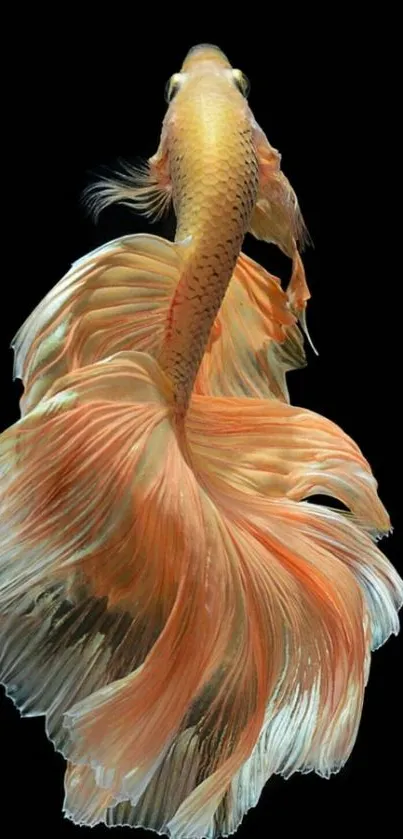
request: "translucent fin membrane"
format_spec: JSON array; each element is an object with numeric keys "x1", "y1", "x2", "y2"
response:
[
  {"x1": 12, "y1": 235, "x2": 180, "y2": 414},
  {"x1": 196, "y1": 251, "x2": 306, "y2": 401},
  {"x1": 12, "y1": 236, "x2": 307, "y2": 415},
  {"x1": 1, "y1": 351, "x2": 401, "y2": 837},
  {"x1": 83, "y1": 160, "x2": 173, "y2": 223}
]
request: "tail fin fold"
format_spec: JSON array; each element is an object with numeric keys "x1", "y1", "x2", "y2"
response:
[
  {"x1": 1, "y1": 350, "x2": 401, "y2": 837},
  {"x1": 13, "y1": 236, "x2": 307, "y2": 413}
]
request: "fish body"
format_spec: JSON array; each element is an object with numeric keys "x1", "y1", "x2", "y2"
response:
[
  {"x1": 0, "y1": 45, "x2": 402, "y2": 839},
  {"x1": 13, "y1": 45, "x2": 309, "y2": 416},
  {"x1": 155, "y1": 46, "x2": 261, "y2": 406}
]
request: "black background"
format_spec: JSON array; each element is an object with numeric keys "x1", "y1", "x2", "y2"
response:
[{"x1": 1, "y1": 17, "x2": 401, "y2": 836}]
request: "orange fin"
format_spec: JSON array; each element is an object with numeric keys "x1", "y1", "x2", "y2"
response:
[
  {"x1": 249, "y1": 123, "x2": 317, "y2": 356},
  {"x1": 63, "y1": 763, "x2": 113, "y2": 827},
  {"x1": 63, "y1": 729, "x2": 202, "y2": 830},
  {"x1": 2, "y1": 352, "x2": 401, "y2": 837},
  {"x1": 251, "y1": 123, "x2": 311, "y2": 254},
  {"x1": 12, "y1": 234, "x2": 180, "y2": 414},
  {"x1": 249, "y1": 208, "x2": 317, "y2": 356},
  {"x1": 0, "y1": 352, "x2": 173, "y2": 753},
  {"x1": 13, "y1": 237, "x2": 307, "y2": 413},
  {"x1": 287, "y1": 249, "x2": 318, "y2": 356},
  {"x1": 197, "y1": 251, "x2": 306, "y2": 401}
]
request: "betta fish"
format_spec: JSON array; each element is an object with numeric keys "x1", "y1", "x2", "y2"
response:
[{"x1": 1, "y1": 44, "x2": 402, "y2": 839}]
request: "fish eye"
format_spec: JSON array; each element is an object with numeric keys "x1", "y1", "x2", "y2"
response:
[
  {"x1": 165, "y1": 73, "x2": 182, "y2": 103},
  {"x1": 232, "y1": 69, "x2": 250, "y2": 98}
]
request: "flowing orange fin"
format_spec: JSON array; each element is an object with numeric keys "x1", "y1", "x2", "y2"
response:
[
  {"x1": 2, "y1": 352, "x2": 401, "y2": 837},
  {"x1": 64, "y1": 387, "x2": 401, "y2": 836},
  {"x1": 63, "y1": 730, "x2": 203, "y2": 830},
  {"x1": 63, "y1": 763, "x2": 113, "y2": 827},
  {"x1": 250, "y1": 123, "x2": 317, "y2": 355},
  {"x1": 0, "y1": 352, "x2": 174, "y2": 753},
  {"x1": 198, "y1": 251, "x2": 306, "y2": 401},
  {"x1": 287, "y1": 249, "x2": 318, "y2": 355},
  {"x1": 12, "y1": 234, "x2": 180, "y2": 414},
  {"x1": 251, "y1": 123, "x2": 310, "y2": 254},
  {"x1": 13, "y1": 237, "x2": 307, "y2": 413}
]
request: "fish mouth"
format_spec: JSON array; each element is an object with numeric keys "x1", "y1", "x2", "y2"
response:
[{"x1": 182, "y1": 43, "x2": 231, "y2": 70}]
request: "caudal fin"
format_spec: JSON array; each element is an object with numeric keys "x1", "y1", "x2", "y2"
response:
[
  {"x1": 13, "y1": 236, "x2": 306, "y2": 413},
  {"x1": 1, "y1": 351, "x2": 401, "y2": 837},
  {"x1": 12, "y1": 235, "x2": 180, "y2": 414}
]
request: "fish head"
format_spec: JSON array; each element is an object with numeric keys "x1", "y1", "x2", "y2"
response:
[{"x1": 164, "y1": 43, "x2": 250, "y2": 105}]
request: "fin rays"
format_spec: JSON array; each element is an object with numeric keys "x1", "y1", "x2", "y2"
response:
[
  {"x1": 1, "y1": 351, "x2": 401, "y2": 837},
  {"x1": 83, "y1": 160, "x2": 173, "y2": 222}
]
